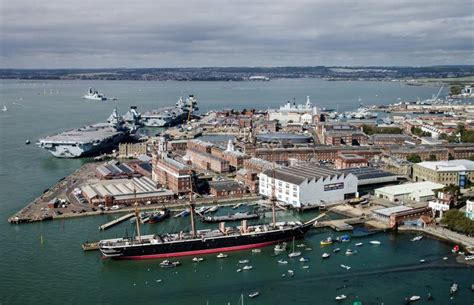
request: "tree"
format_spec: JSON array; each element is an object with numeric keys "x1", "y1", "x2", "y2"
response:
[
  {"x1": 407, "y1": 154, "x2": 422, "y2": 163},
  {"x1": 428, "y1": 154, "x2": 437, "y2": 161},
  {"x1": 469, "y1": 155, "x2": 474, "y2": 161},
  {"x1": 441, "y1": 209, "x2": 474, "y2": 235},
  {"x1": 450, "y1": 85, "x2": 462, "y2": 95}
]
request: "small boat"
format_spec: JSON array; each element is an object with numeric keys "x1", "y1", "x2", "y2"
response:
[
  {"x1": 419, "y1": 259, "x2": 425, "y2": 263},
  {"x1": 208, "y1": 206, "x2": 219, "y2": 213},
  {"x1": 296, "y1": 243, "x2": 306, "y2": 248},
  {"x1": 239, "y1": 259, "x2": 250, "y2": 264},
  {"x1": 335, "y1": 294, "x2": 347, "y2": 301},
  {"x1": 236, "y1": 268, "x2": 242, "y2": 272},
  {"x1": 452, "y1": 245, "x2": 460, "y2": 253},
  {"x1": 333, "y1": 248, "x2": 341, "y2": 253},
  {"x1": 81, "y1": 242, "x2": 99, "y2": 251},
  {"x1": 299, "y1": 257, "x2": 309, "y2": 262},
  {"x1": 274, "y1": 242, "x2": 287, "y2": 253},
  {"x1": 321, "y1": 253, "x2": 330, "y2": 259},
  {"x1": 251, "y1": 249, "x2": 261, "y2": 253},
  {"x1": 301, "y1": 265, "x2": 309, "y2": 269},
  {"x1": 287, "y1": 269, "x2": 294, "y2": 276},
  {"x1": 411, "y1": 235, "x2": 423, "y2": 242},
  {"x1": 242, "y1": 265, "x2": 253, "y2": 270},
  {"x1": 192, "y1": 257, "x2": 204, "y2": 262},
  {"x1": 340, "y1": 264, "x2": 351, "y2": 270},
  {"x1": 320, "y1": 237, "x2": 333, "y2": 246},
  {"x1": 232, "y1": 203, "x2": 242, "y2": 209},
  {"x1": 450, "y1": 283, "x2": 458, "y2": 295},
  {"x1": 464, "y1": 255, "x2": 474, "y2": 261},
  {"x1": 369, "y1": 240, "x2": 381, "y2": 245},
  {"x1": 345, "y1": 249, "x2": 357, "y2": 255},
  {"x1": 443, "y1": 257, "x2": 448, "y2": 260},
  {"x1": 2, "y1": 104, "x2": 7, "y2": 112},
  {"x1": 25, "y1": 139, "x2": 31, "y2": 145},
  {"x1": 277, "y1": 259, "x2": 288, "y2": 264},
  {"x1": 355, "y1": 242, "x2": 363, "y2": 247},
  {"x1": 305, "y1": 247, "x2": 312, "y2": 251},
  {"x1": 407, "y1": 295, "x2": 420, "y2": 302},
  {"x1": 338, "y1": 235, "x2": 351, "y2": 243},
  {"x1": 148, "y1": 209, "x2": 170, "y2": 224},
  {"x1": 217, "y1": 253, "x2": 228, "y2": 259},
  {"x1": 248, "y1": 292, "x2": 260, "y2": 298},
  {"x1": 160, "y1": 260, "x2": 181, "y2": 268},
  {"x1": 174, "y1": 209, "x2": 190, "y2": 218},
  {"x1": 288, "y1": 251, "x2": 301, "y2": 258}
]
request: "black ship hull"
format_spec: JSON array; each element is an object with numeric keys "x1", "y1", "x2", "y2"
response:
[{"x1": 102, "y1": 223, "x2": 312, "y2": 260}]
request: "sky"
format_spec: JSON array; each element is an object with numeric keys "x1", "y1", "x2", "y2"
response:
[{"x1": 1, "y1": 0, "x2": 473, "y2": 68}]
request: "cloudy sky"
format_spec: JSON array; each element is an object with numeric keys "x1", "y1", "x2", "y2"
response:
[{"x1": 1, "y1": 0, "x2": 473, "y2": 68}]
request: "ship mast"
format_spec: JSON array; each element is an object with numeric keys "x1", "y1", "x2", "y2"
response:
[
  {"x1": 133, "y1": 188, "x2": 142, "y2": 242},
  {"x1": 188, "y1": 176, "x2": 196, "y2": 238},
  {"x1": 269, "y1": 144, "x2": 277, "y2": 229}
]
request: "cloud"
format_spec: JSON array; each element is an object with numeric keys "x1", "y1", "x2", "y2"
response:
[{"x1": 1, "y1": 0, "x2": 473, "y2": 68}]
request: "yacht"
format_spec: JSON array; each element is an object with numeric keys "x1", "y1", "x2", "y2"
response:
[
  {"x1": 83, "y1": 88, "x2": 107, "y2": 101},
  {"x1": 335, "y1": 295, "x2": 347, "y2": 301},
  {"x1": 321, "y1": 253, "x2": 330, "y2": 259}
]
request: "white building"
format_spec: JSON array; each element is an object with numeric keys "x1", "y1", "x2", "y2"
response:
[
  {"x1": 466, "y1": 199, "x2": 474, "y2": 220},
  {"x1": 267, "y1": 96, "x2": 318, "y2": 124},
  {"x1": 258, "y1": 163, "x2": 358, "y2": 207},
  {"x1": 374, "y1": 181, "x2": 444, "y2": 203},
  {"x1": 428, "y1": 191, "x2": 452, "y2": 218}
]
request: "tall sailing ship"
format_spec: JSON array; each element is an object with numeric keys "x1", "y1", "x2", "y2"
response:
[{"x1": 99, "y1": 175, "x2": 314, "y2": 260}]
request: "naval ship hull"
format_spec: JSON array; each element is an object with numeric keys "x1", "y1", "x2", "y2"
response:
[
  {"x1": 41, "y1": 133, "x2": 127, "y2": 158},
  {"x1": 100, "y1": 223, "x2": 312, "y2": 260}
]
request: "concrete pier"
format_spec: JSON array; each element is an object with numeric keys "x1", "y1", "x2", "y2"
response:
[{"x1": 98, "y1": 213, "x2": 134, "y2": 231}]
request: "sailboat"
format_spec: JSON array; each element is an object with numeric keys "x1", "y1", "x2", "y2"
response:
[{"x1": 288, "y1": 237, "x2": 302, "y2": 258}]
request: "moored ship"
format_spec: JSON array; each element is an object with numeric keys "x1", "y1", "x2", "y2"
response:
[
  {"x1": 141, "y1": 95, "x2": 198, "y2": 127},
  {"x1": 99, "y1": 175, "x2": 314, "y2": 260},
  {"x1": 38, "y1": 108, "x2": 139, "y2": 158}
]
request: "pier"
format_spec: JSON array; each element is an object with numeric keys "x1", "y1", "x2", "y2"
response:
[
  {"x1": 98, "y1": 213, "x2": 134, "y2": 231},
  {"x1": 314, "y1": 216, "x2": 369, "y2": 231}
]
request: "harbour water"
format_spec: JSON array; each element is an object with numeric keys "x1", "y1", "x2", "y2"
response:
[{"x1": 1, "y1": 79, "x2": 471, "y2": 305}]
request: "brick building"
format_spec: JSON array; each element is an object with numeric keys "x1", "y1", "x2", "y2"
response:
[
  {"x1": 208, "y1": 180, "x2": 246, "y2": 198},
  {"x1": 335, "y1": 154, "x2": 368, "y2": 169},
  {"x1": 186, "y1": 149, "x2": 230, "y2": 173},
  {"x1": 153, "y1": 156, "x2": 193, "y2": 193}
]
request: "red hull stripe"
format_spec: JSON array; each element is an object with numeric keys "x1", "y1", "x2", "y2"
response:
[{"x1": 116, "y1": 240, "x2": 284, "y2": 260}]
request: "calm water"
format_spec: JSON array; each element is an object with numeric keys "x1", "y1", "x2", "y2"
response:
[{"x1": 0, "y1": 79, "x2": 471, "y2": 305}]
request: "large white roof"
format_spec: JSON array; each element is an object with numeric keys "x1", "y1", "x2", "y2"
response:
[
  {"x1": 417, "y1": 160, "x2": 474, "y2": 172},
  {"x1": 375, "y1": 181, "x2": 444, "y2": 196}
]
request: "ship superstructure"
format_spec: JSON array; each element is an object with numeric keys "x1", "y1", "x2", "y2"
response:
[{"x1": 142, "y1": 95, "x2": 199, "y2": 127}]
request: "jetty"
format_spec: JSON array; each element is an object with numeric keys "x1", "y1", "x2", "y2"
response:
[{"x1": 98, "y1": 213, "x2": 134, "y2": 231}]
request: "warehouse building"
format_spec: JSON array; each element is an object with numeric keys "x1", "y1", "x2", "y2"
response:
[
  {"x1": 374, "y1": 181, "x2": 444, "y2": 203},
  {"x1": 259, "y1": 163, "x2": 358, "y2": 207},
  {"x1": 338, "y1": 167, "x2": 398, "y2": 186}
]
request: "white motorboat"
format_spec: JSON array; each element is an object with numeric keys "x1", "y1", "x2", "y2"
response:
[
  {"x1": 301, "y1": 265, "x2": 309, "y2": 269},
  {"x1": 277, "y1": 259, "x2": 288, "y2": 264},
  {"x1": 159, "y1": 260, "x2": 181, "y2": 268},
  {"x1": 333, "y1": 248, "x2": 341, "y2": 253},
  {"x1": 251, "y1": 249, "x2": 261, "y2": 253},
  {"x1": 2, "y1": 104, "x2": 7, "y2": 112},
  {"x1": 464, "y1": 255, "x2": 474, "y2": 261},
  {"x1": 287, "y1": 269, "x2": 294, "y2": 276},
  {"x1": 248, "y1": 292, "x2": 260, "y2": 298},
  {"x1": 238, "y1": 259, "x2": 250, "y2": 264},
  {"x1": 345, "y1": 249, "x2": 357, "y2": 255},
  {"x1": 411, "y1": 235, "x2": 423, "y2": 242},
  {"x1": 369, "y1": 240, "x2": 381, "y2": 245},
  {"x1": 274, "y1": 242, "x2": 287, "y2": 253},
  {"x1": 450, "y1": 283, "x2": 458, "y2": 295},
  {"x1": 242, "y1": 265, "x2": 253, "y2": 270},
  {"x1": 322, "y1": 253, "x2": 330, "y2": 259},
  {"x1": 335, "y1": 294, "x2": 347, "y2": 300},
  {"x1": 236, "y1": 268, "x2": 242, "y2": 272},
  {"x1": 299, "y1": 257, "x2": 309, "y2": 262},
  {"x1": 408, "y1": 295, "x2": 420, "y2": 302},
  {"x1": 355, "y1": 242, "x2": 363, "y2": 247},
  {"x1": 217, "y1": 253, "x2": 228, "y2": 259},
  {"x1": 192, "y1": 257, "x2": 204, "y2": 262},
  {"x1": 419, "y1": 259, "x2": 425, "y2": 263},
  {"x1": 340, "y1": 264, "x2": 351, "y2": 270}
]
